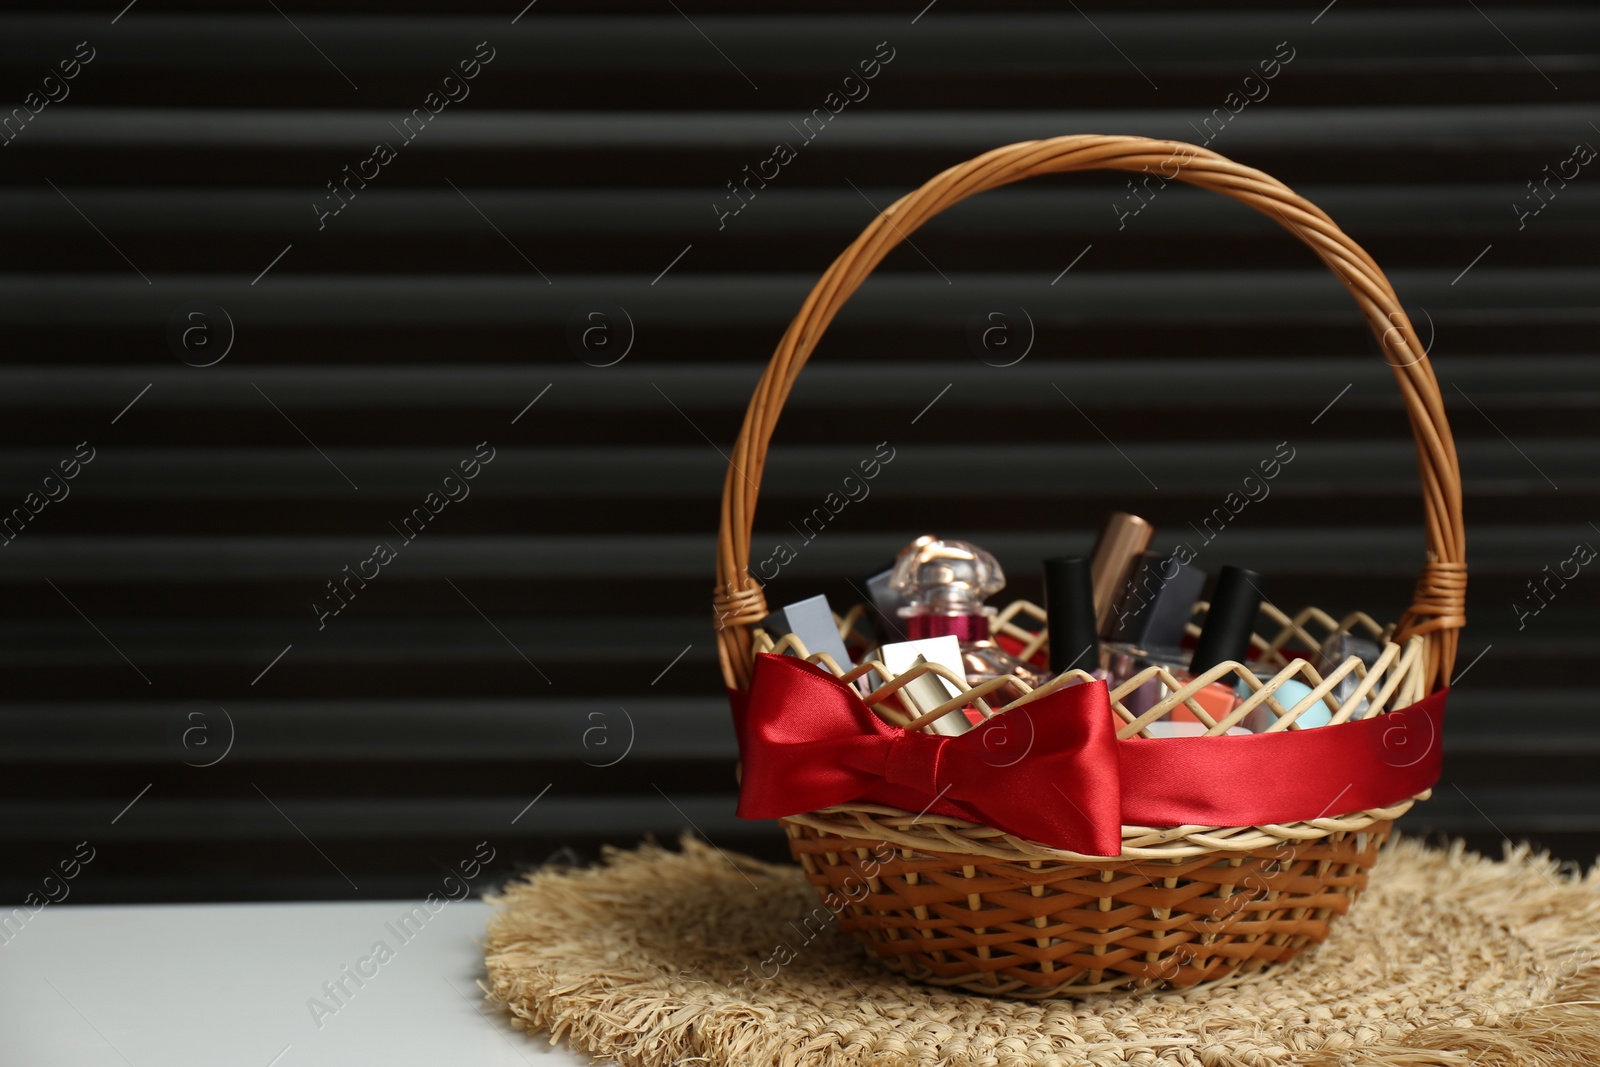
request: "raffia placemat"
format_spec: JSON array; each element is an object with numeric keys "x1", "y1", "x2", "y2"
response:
[{"x1": 482, "y1": 836, "x2": 1600, "y2": 1067}]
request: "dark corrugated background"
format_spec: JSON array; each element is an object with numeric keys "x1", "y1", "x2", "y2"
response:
[{"x1": 3, "y1": 0, "x2": 1596, "y2": 902}]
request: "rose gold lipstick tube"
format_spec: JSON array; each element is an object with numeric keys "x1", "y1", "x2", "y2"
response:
[{"x1": 1088, "y1": 512, "x2": 1154, "y2": 636}]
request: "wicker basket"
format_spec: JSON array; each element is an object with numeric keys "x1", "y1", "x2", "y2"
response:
[{"x1": 712, "y1": 135, "x2": 1466, "y2": 997}]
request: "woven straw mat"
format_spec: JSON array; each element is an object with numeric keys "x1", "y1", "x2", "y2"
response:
[{"x1": 482, "y1": 836, "x2": 1600, "y2": 1067}]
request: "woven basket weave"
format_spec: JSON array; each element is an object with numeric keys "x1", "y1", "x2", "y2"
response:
[{"x1": 712, "y1": 135, "x2": 1466, "y2": 997}]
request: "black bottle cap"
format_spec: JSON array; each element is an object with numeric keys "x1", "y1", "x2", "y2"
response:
[
  {"x1": 1189, "y1": 566, "x2": 1264, "y2": 674},
  {"x1": 1043, "y1": 556, "x2": 1100, "y2": 674}
]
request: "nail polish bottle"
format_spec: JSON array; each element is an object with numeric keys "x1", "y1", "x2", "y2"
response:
[
  {"x1": 1314, "y1": 632, "x2": 1384, "y2": 718},
  {"x1": 1042, "y1": 556, "x2": 1108, "y2": 681},
  {"x1": 1125, "y1": 566, "x2": 1260, "y2": 726},
  {"x1": 1101, "y1": 553, "x2": 1207, "y2": 717},
  {"x1": 1103, "y1": 551, "x2": 1208, "y2": 685},
  {"x1": 889, "y1": 535, "x2": 1045, "y2": 701},
  {"x1": 1088, "y1": 512, "x2": 1154, "y2": 637},
  {"x1": 1168, "y1": 565, "x2": 1263, "y2": 722}
]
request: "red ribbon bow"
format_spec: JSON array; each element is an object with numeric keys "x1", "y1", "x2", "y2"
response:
[
  {"x1": 731, "y1": 653, "x2": 1447, "y2": 857},
  {"x1": 735, "y1": 653, "x2": 1124, "y2": 855}
]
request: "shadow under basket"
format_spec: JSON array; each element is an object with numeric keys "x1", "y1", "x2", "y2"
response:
[
  {"x1": 783, "y1": 813, "x2": 1396, "y2": 997},
  {"x1": 712, "y1": 135, "x2": 1467, "y2": 1000}
]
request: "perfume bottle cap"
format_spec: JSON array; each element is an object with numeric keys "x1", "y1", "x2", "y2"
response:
[
  {"x1": 1043, "y1": 556, "x2": 1098, "y2": 673},
  {"x1": 1189, "y1": 565, "x2": 1263, "y2": 674},
  {"x1": 890, "y1": 536, "x2": 1005, "y2": 616}
]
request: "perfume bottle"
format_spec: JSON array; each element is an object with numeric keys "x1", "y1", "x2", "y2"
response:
[
  {"x1": 1042, "y1": 556, "x2": 1108, "y2": 681},
  {"x1": 889, "y1": 535, "x2": 1046, "y2": 700}
]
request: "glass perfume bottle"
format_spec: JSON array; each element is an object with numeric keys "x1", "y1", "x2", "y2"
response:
[{"x1": 890, "y1": 535, "x2": 1046, "y2": 700}]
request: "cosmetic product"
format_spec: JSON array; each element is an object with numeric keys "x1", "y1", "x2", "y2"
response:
[
  {"x1": 858, "y1": 537, "x2": 940, "y2": 683},
  {"x1": 1241, "y1": 624, "x2": 1383, "y2": 734},
  {"x1": 1088, "y1": 512, "x2": 1154, "y2": 636},
  {"x1": 1243, "y1": 674, "x2": 1327, "y2": 731},
  {"x1": 1042, "y1": 556, "x2": 1107, "y2": 680},
  {"x1": 1106, "y1": 552, "x2": 1207, "y2": 652},
  {"x1": 890, "y1": 536, "x2": 1046, "y2": 700},
  {"x1": 880, "y1": 633, "x2": 967, "y2": 679},
  {"x1": 1313, "y1": 632, "x2": 1384, "y2": 718},
  {"x1": 1143, "y1": 721, "x2": 1252, "y2": 738},
  {"x1": 1102, "y1": 553, "x2": 1207, "y2": 714},
  {"x1": 898, "y1": 654, "x2": 972, "y2": 736},
  {"x1": 761, "y1": 593, "x2": 855, "y2": 675},
  {"x1": 1125, "y1": 566, "x2": 1261, "y2": 725},
  {"x1": 1175, "y1": 565, "x2": 1263, "y2": 719},
  {"x1": 862, "y1": 536, "x2": 940, "y2": 644},
  {"x1": 862, "y1": 560, "x2": 907, "y2": 643},
  {"x1": 879, "y1": 636, "x2": 971, "y2": 735}
]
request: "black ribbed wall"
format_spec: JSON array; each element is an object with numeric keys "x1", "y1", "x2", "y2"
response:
[{"x1": 3, "y1": 0, "x2": 1597, "y2": 902}]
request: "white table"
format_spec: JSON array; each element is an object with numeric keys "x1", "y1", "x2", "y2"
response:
[{"x1": 1, "y1": 900, "x2": 596, "y2": 1066}]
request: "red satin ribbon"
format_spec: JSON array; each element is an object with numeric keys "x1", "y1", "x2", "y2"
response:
[{"x1": 731, "y1": 653, "x2": 1446, "y2": 857}]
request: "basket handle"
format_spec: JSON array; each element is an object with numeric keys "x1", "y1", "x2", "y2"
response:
[{"x1": 714, "y1": 135, "x2": 1465, "y2": 693}]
